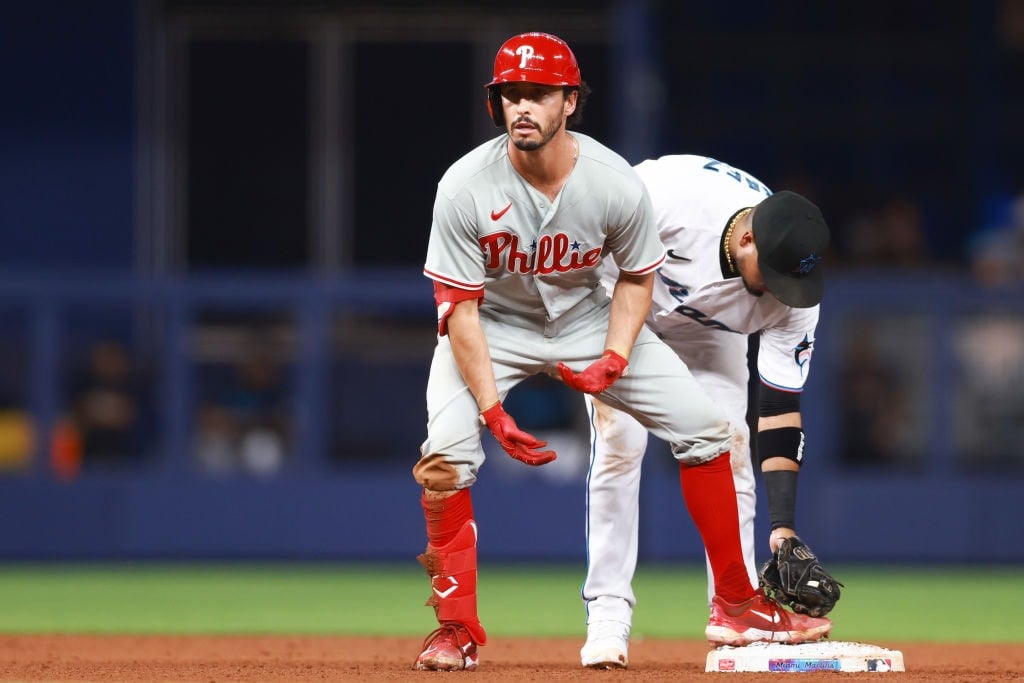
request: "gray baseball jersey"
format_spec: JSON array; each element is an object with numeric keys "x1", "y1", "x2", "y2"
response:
[
  {"x1": 419, "y1": 137, "x2": 732, "y2": 490},
  {"x1": 582, "y1": 154, "x2": 821, "y2": 625},
  {"x1": 425, "y1": 133, "x2": 664, "y2": 317}
]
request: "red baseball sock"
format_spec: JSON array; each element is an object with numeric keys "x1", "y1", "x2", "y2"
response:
[
  {"x1": 679, "y1": 454, "x2": 754, "y2": 603},
  {"x1": 422, "y1": 488, "x2": 474, "y2": 548}
]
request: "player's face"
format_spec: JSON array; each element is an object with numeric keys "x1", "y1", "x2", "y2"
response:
[
  {"x1": 498, "y1": 83, "x2": 572, "y2": 151},
  {"x1": 741, "y1": 264, "x2": 767, "y2": 298},
  {"x1": 737, "y1": 244, "x2": 768, "y2": 298}
]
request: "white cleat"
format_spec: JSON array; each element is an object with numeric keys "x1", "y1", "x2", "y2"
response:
[{"x1": 580, "y1": 619, "x2": 630, "y2": 669}]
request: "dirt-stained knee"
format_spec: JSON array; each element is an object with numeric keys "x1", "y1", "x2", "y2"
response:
[{"x1": 412, "y1": 454, "x2": 459, "y2": 491}]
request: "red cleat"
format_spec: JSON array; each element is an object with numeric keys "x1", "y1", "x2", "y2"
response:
[
  {"x1": 414, "y1": 623, "x2": 480, "y2": 671},
  {"x1": 706, "y1": 589, "x2": 832, "y2": 646}
]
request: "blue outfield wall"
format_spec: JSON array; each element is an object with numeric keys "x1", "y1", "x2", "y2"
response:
[
  {"x1": 1, "y1": 462, "x2": 1022, "y2": 565},
  {"x1": 0, "y1": 270, "x2": 1022, "y2": 564}
]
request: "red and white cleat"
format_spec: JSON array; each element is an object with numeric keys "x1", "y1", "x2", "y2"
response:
[
  {"x1": 706, "y1": 588, "x2": 832, "y2": 646},
  {"x1": 414, "y1": 623, "x2": 480, "y2": 671}
]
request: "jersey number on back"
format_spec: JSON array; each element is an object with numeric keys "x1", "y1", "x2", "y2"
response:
[{"x1": 703, "y1": 159, "x2": 771, "y2": 197}]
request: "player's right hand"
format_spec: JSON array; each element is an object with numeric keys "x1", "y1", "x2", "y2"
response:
[{"x1": 480, "y1": 401, "x2": 557, "y2": 466}]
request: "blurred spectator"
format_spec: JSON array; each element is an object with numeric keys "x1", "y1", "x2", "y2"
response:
[
  {"x1": 0, "y1": 345, "x2": 33, "y2": 472},
  {"x1": 0, "y1": 407, "x2": 34, "y2": 472},
  {"x1": 839, "y1": 328, "x2": 918, "y2": 466},
  {"x1": 194, "y1": 350, "x2": 290, "y2": 476},
  {"x1": 953, "y1": 316, "x2": 1024, "y2": 467},
  {"x1": 66, "y1": 339, "x2": 155, "y2": 470},
  {"x1": 842, "y1": 194, "x2": 933, "y2": 268},
  {"x1": 999, "y1": 0, "x2": 1024, "y2": 51},
  {"x1": 967, "y1": 192, "x2": 1024, "y2": 287}
]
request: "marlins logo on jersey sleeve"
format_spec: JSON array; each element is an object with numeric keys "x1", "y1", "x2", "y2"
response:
[{"x1": 757, "y1": 306, "x2": 820, "y2": 393}]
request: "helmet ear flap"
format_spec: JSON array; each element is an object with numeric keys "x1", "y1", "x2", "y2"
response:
[{"x1": 487, "y1": 87, "x2": 504, "y2": 128}]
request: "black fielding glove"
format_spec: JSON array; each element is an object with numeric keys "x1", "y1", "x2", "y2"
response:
[{"x1": 759, "y1": 535, "x2": 843, "y2": 617}]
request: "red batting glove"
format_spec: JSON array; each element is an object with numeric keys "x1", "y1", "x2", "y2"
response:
[
  {"x1": 557, "y1": 350, "x2": 629, "y2": 394},
  {"x1": 480, "y1": 402, "x2": 557, "y2": 466}
]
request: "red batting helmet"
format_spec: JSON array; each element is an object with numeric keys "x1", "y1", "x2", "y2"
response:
[{"x1": 486, "y1": 32, "x2": 582, "y2": 127}]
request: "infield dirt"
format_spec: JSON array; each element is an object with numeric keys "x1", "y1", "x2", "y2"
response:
[{"x1": 0, "y1": 635, "x2": 1021, "y2": 681}]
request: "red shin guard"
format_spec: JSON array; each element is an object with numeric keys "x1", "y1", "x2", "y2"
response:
[
  {"x1": 679, "y1": 454, "x2": 754, "y2": 603},
  {"x1": 419, "y1": 490, "x2": 487, "y2": 645}
]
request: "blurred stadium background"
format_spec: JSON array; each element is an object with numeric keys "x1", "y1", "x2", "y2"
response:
[{"x1": 1, "y1": 0, "x2": 1023, "y2": 568}]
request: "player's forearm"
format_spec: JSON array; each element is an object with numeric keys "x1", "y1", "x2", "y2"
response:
[
  {"x1": 447, "y1": 300, "x2": 500, "y2": 410},
  {"x1": 604, "y1": 271, "x2": 654, "y2": 358},
  {"x1": 758, "y1": 410, "x2": 805, "y2": 538},
  {"x1": 758, "y1": 411, "x2": 802, "y2": 472}
]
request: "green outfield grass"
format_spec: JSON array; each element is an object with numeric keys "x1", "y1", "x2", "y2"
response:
[{"x1": 0, "y1": 563, "x2": 1020, "y2": 643}]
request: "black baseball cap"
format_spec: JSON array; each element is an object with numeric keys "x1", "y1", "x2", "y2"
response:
[{"x1": 752, "y1": 190, "x2": 830, "y2": 308}]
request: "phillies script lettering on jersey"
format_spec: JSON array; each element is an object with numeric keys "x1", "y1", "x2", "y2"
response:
[{"x1": 480, "y1": 231, "x2": 602, "y2": 275}]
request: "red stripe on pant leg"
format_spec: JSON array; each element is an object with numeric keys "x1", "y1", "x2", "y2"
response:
[{"x1": 679, "y1": 454, "x2": 754, "y2": 603}]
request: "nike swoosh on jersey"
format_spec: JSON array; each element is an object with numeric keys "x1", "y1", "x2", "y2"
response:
[
  {"x1": 666, "y1": 249, "x2": 692, "y2": 261},
  {"x1": 490, "y1": 202, "x2": 513, "y2": 221},
  {"x1": 750, "y1": 609, "x2": 781, "y2": 624}
]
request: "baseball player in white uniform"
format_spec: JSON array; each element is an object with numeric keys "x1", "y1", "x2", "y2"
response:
[
  {"x1": 579, "y1": 154, "x2": 841, "y2": 669},
  {"x1": 411, "y1": 35, "x2": 831, "y2": 672}
]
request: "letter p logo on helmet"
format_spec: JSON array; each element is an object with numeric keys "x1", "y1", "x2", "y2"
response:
[
  {"x1": 487, "y1": 32, "x2": 581, "y2": 88},
  {"x1": 515, "y1": 45, "x2": 535, "y2": 69}
]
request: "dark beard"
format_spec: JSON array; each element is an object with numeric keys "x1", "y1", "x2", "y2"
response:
[
  {"x1": 510, "y1": 117, "x2": 560, "y2": 151},
  {"x1": 513, "y1": 138, "x2": 542, "y2": 152}
]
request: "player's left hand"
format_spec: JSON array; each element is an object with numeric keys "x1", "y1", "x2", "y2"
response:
[
  {"x1": 759, "y1": 535, "x2": 843, "y2": 617},
  {"x1": 557, "y1": 350, "x2": 628, "y2": 394}
]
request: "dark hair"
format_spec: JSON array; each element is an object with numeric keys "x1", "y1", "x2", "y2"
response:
[{"x1": 566, "y1": 81, "x2": 591, "y2": 129}]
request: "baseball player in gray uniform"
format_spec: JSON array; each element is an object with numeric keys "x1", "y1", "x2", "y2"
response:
[
  {"x1": 411, "y1": 33, "x2": 831, "y2": 672},
  {"x1": 579, "y1": 154, "x2": 842, "y2": 669}
]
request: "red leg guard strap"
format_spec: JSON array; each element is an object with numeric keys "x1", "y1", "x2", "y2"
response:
[
  {"x1": 422, "y1": 488, "x2": 474, "y2": 548},
  {"x1": 417, "y1": 519, "x2": 487, "y2": 645}
]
